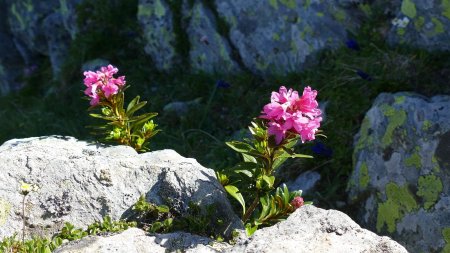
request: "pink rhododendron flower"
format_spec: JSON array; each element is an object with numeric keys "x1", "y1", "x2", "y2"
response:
[
  {"x1": 291, "y1": 196, "x2": 304, "y2": 209},
  {"x1": 260, "y1": 86, "x2": 322, "y2": 144},
  {"x1": 83, "y1": 64, "x2": 126, "y2": 106}
]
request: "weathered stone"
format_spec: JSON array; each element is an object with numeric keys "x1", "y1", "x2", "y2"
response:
[
  {"x1": 54, "y1": 228, "x2": 222, "y2": 253},
  {"x1": 5, "y1": 0, "x2": 78, "y2": 78},
  {"x1": 348, "y1": 92, "x2": 450, "y2": 252},
  {"x1": 54, "y1": 205, "x2": 407, "y2": 253},
  {"x1": 0, "y1": 0, "x2": 24, "y2": 95},
  {"x1": 229, "y1": 205, "x2": 407, "y2": 253},
  {"x1": 184, "y1": 2, "x2": 241, "y2": 73},
  {"x1": 214, "y1": 0, "x2": 357, "y2": 75},
  {"x1": 0, "y1": 136, "x2": 242, "y2": 240},
  {"x1": 137, "y1": 0, "x2": 179, "y2": 71},
  {"x1": 387, "y1": 0, "x2": 450, "y2": 51}
]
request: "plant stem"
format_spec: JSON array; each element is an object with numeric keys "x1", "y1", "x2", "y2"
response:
[
  {"x1": 242, "y1": 193, "x2": 259, "y2": 223},
  {"x1": 22, "y1": 195, "x2": 26, "y2": 243}
]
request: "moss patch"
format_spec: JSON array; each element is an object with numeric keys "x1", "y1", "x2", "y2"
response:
[
  {"x1": 359, "y1": 162, "x2": 370, "y2": 188},
  {"x1": 269, "y1": 0, "x2": 278, "y2": 9},
  {"x1": 416, "y1": 174, "x2": 443, "y2": 210},
  {"x1": 443, "y1": 0, "x2": 450, "y2": 20},
  {"x1": 404, "y1": 151, "x2": 422, "y2": 169},
  {"x1": 443, "y1": 228, "x2": 450, "y2": 253},
  {"x1": 278, "y1": 0, "x2": 296, "y2": 9},
  {"x1": 0, "y1": 198, "x2": 11, "y2": 226},
  {"x1": 431, "y1": 17, "x2": 445, "y2": 35},
  {"x1": 422, "y1": 120, "x2": 432, "y2": 131},
  {"x1": 376, "y1": 182, "x2": 418, "y2": 233},
  {"x1": 394, "y1": 96, "x2": 405, "y2": 104},
  {"x1": 401, "y1": 0, "x2": 417, "y2": 18},
  {"x1": 380, "y1": 105, "x2": 407, "y2": 148}
]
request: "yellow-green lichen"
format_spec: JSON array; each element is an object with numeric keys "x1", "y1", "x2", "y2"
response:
[
  {"x1": 443, "y1": 228, "x2": 450, "y2": 253},
  {"x1": 414, "y1": 16, "x2": 425, "y2": 30},
  {"x1": 269, "y1": 0, "x2": 278, "y2": 9},
  {"x1": 359, "y1": 162, "x2": 370, "y2": 188},
  {"x1": 279, "y1": 0, "x2": 296, "y2": 9},
  {"x1": 10, "y1": 4, "x2": 26, "y2": 30},
  {"x1": 0, "y1": 198, "x2": 11, "y2": 226},
  {"x1": 417, "y1": 174, "x2": 443, "y2": 210},
  {"x1": 376, "y1": 182, "x2": 418, "y2": 233},
  {"x1": 154, "y1": 0, "x2": 166, "y2": 18},
  {"x1": 59, "y1": 0, "x2": 69, "y2": 16},
  {"x1": 272, "y1": 33, "x2": 280, "y2": 41},
  {"x1": 359, "y1": 4, "x2": 372, "y2": 16},
  {"x1": 395, "y1": 96, "x2": 406, "y2": 104},
  {"x1": 397, "y1": 28, "x2": 406, "y2": 36},
  {"x1": 401, "y1": 0, "x2": 417, "y2": 18},
  {"x1": 332, "y1": 9, "x2": 346, "y2": 22},
  {"x1": 431, "y1": 17, "x2": 444, "y2": 35},
  {"x1": 138, "y1": 4, "x2": 152, "y2": 17},
  {"x1": 404, "y1": 152, "x2": 422, "y2": 169},
  {"x1": 422, "y1": 120, "x2": 432, "y2": 131},
  {"x1": 443, "y1": 0, "x2": 450, "y2": 20},
  {"x1": 380, "y1": 105, "x2": 407, "y2": 148},
  {"x1": 432, "y1": 155, "x2": 441, "y2": 172},
  {"x1": 353, "y1": 117, "x2": 373, "y2": 166},
  {"x1": 316, "y1": 12, "x2": 324, "y2": 17}
]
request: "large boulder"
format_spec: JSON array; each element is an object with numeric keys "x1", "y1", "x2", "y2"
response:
[
  {"x1": 54, "y1": 205, "x2": 407, "y2": 252},
  {"x1": 138, "y1": 0, "x2": 358, "y2": 75},
  {"x1": 0, "y1": 136, "x2": 241, "y2": 239},
  {"x1": 348, "y1": 92, "x2": 450, "y2": 252},
  {"x1": 4, "y1": 0, "x2": 79, "y2": 78},
  {"x1": 386, "y1": 0, "x2": 450, "y2": 51}
]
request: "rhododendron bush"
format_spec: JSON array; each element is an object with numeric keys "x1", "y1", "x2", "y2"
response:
[
  {"x1": 217, "y1": 86, "x2": 322, "y2": 235},
  {"x1": 83, "y1": 65, "x2": 159, "y2": 152}
]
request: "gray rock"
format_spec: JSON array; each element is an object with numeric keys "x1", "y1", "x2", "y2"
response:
[
  {"x1": 214, "y1": 0, "x2": 357, "y2": 75},
  {"x1": 285, "y1": 171, "x2": 321, "y2": 195},
  {"x1": 54, "y1": 205, "x2": 407, "y2": 252},
  {"x1": 137, "y1": 1, "x2": 357, "y2": 75},
  {"x1": 5, "y1": 0, "x2": 78, "y2": 79},
  {"x1": 229, "y1": 205, "x2": 407, "y2": 253},
  {"x1": 0, "y1": 136, "x2": 242, "y2": 239},
  {"x1": 387, "y1": 0, "x2": 450, "y2": 51},
  {"x1": 184, "y1": 2, "x2": 241, "y2": 74},
  {"x1": 0, "y1": 0, "x2": 24, "y2": 95},
  {"x1": 137, "y1": 0, "x2": 179, "y2": 71},
  {"x1": 348, "y1": 92, "x2": 450, "y2": 252},
  {"x1": 54, "y1": 228, "x2": 223, "y2": 253}
]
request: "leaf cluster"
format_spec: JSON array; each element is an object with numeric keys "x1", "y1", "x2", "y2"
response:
[
  {"x1": 219, "y1": 120, "x2": 312, "y2": 234},
  {"x1": 88, "y1": 92, "x2": 160, "y2": 152}
]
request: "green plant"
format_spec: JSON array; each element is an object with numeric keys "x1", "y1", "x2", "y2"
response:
[
  {"x1": 218, "y1": 86, "x2": 322, "y2": 235},
  {"x1": 83, "y1": 65, "x2": 160, "y2": 152}
]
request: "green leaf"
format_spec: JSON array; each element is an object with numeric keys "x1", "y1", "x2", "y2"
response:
[
  {"x1": 245, "y1": 223, "x2": 258, "y2": 236},
  {"x1": 282, "y1": 184, "x2": 290, "y2": 206},
  {"x1": 127, "y1": 101, "x2": 148, "y2": 117},
  {"x1": 156, "y1": 205, "x2": 170, "y2": 213},
  {"x1": 262, "y1": 175, "x2": 275, "y2": 189},
  {"x1": 126, "y1": 96, "x2": 140, "y2": 112},
  {"x1": 242, "y1": 153, "x2": 257, "y2": 163},
  {"x1": 224, "y1": 185, "x2": 246, "y2": 215},
  {"x1": 276, "y1": 153, "x2": 313, "y2": 159},
  {"x1": 89, "y1": 113, "x2": 117, "y2": 121},
  {"x1": 226, "y1": 141, "x2": 255, "y2": 154}
]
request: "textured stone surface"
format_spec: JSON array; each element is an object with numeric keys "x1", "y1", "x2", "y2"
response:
[
  {"x1": 387, "y1": 0, "x2": 450, "y2": 51},
  {"x1": 137, "y1": 0, "x2": 179, "y2": 71},
  {"x1": 0, "y1": 136, "x2": 241, "y2": 239},
  {"x1": 214, "y1": 0, "x2": 356, "y2": 75},
  {"x1": 5, "y1": 0, "x2": 78, "y2": 78},
  {"x1": 183, "y1": 1, "x2": 241, "y2": 74},
  {"x1": 230, "y1": 205, "x2": 407, "y2": 253},
  {"x1": 54, "y1": 205, "x2": 407, "y2": 253},
  {"x1": 54, "y1": 228, "x2": 222, "y2": 253},
  {"x1": 137, "y1": 0, "x2": 357, "y2": 75},
  {"x1": 348, "y1": 92, "x2": 450, "y2": 252}
]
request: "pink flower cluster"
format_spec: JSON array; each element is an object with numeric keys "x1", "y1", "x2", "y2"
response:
[
  {"x1": 261, "y1": 86, "x2": 322, "y2": 144},
  {"x1": 83, "y1": 65, "x2": 126, "y2": 106},
  {"x1": 291, "y1": 196, "x2": 304, "y2": 209}
]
